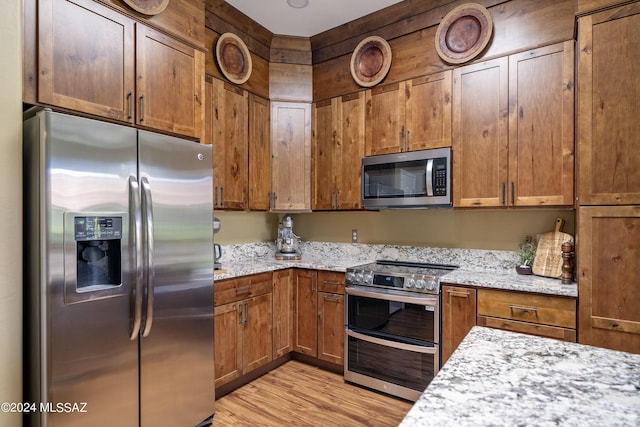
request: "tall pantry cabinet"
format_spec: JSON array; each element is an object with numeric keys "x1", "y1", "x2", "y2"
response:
[{"x1": 576, "y1": 2, "x2": 640, "y2": 354}]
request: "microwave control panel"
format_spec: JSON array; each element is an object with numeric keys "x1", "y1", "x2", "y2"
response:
[{"x1": 433, "y1": 158, "x2": 447, "y2": 196}]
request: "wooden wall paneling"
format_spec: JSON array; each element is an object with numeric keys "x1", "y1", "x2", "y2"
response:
[
  {"x1": 204, "y1": 29, "x2": 270, "y2": 99},
  {"x1": 576, "y1": 0, "x2": 638, "y2": 15},
  {"x1": 270, "y1": 63, "x2": 313, "y2": 102},
  {"x1": 204, "y1": 0, "x2": 273, "y2": 57},
  {"x1": 23, "y1": 0, "x2": 37, "y2": 104},
  {"x1": 310, "y1": 0, "x2": 505, "y2": 63},
  {"x1": 270, "y1": 35, "x2": 313, "y2": 102},
  {"x1": 99, "y1": 0, "x2": 206, "y2": 48},
  {"x1": 313, "y1": 0, "x2": 575, "y2": 101}
]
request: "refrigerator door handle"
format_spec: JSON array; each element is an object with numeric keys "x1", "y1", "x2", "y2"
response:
[
  {"x1": 129, "y1": 176, "x2": 143, "y2": 340},
  {"x1": 141, "y1": 177, "x2": 155, "y2": 337}
]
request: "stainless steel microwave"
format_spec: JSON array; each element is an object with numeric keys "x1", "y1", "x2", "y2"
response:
[{"x1": 361, "y1": 147, "x2": 451, "y2": 209}]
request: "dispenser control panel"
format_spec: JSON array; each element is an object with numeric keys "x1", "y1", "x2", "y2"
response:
[{"x1": 74, "y1": 216, "x2": 122, "y2": 240}]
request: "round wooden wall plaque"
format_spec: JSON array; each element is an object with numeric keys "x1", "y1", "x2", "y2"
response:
[
  {"x1": 435, "y1": 3, "x2": 493, "y2": 64},
  {"x1": 123, "y1": 0, "x2": 170, "y2": 15},
  {"x1": 350, "y1": 36, "x2": 392, "y2": 88},
  {"x1": 216, "y1": 33, "x2": 253, "y2": 85}
]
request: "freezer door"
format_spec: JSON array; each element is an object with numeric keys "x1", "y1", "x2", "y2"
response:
[
  {"x1": 23, "y1": 110, "x2": 139, "y2": 427},
  {"x1": 138, "y1": 130, "x2": 214, "y2": 427}
]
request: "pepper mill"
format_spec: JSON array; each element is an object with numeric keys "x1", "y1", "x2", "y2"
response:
[{"x1": 561, "y1": 241, "x2": 575, "y2": 284}]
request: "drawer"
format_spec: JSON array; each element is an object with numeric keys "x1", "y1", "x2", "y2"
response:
[
  {"x1": 477, "y1": 316, "x2": 577, "y2": 342},
  {"x1": 318, "y1": 271, "x2": 344, "y2": 294},
  {"x1": 214, "y1": 272, "x2": 273, "y2": 306},
  {"x1": 477, "y1": 289, "x2": 576, "y2": 329}
]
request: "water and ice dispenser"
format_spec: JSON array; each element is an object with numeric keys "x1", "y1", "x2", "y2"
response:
[{"x1": 64, "y1": 214, "x2": 127, "y2": 303}]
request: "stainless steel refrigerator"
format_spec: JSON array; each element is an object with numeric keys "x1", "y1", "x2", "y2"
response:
[{"x1": 23, "y1": 109, "x2": 214, "y2": 427}]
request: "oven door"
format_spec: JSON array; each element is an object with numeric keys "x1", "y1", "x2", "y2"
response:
[
  {"x1": 344, "y1": 286, "x2": 439, "y2": 401},
  {"x1": 345, "y1": 285, "x2": 438, "y2": 344}
]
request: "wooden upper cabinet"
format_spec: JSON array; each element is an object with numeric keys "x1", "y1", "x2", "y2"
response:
[
  {"x1": 312, "y1": 92, "x2": 365, "y2": 211},
  {"x1": 338, "y1": 92, "x2": 366, "y2": 210},
  {"x1": 38, "y1": 0, "x2": 135, "y2": 122},
  {"x1": 508, "y1": 41, "x2": 575, "y2": 207},
  {"x1": 454, "y1": 43, "x2": 574, "y2": 208},
  {"x1": 312, "y1": 98, "x2": 339, "y2": 210},
  {"x1": 365, "y1": 82, "x2": 404, "y2": 156},
  {"x1": 453, "y1": 57, "x2": 509, "y2": 207},
  {"x1": 136, "y1": 24, "x2": 204, "y2": 138},
  {"x1": 404, "y1": 72, "x2": 452, "y2": 152},
  {"x1": 248, "y1": 94, "x2": 272, "y2": 211},
  {"x1": 578, "y1": 206, "x2": 640, "y2": 354},
  {"x1": 578, "y1": 4, "x2": 640, "y2": 205},
  {"x1": 208, "y1": 78, "x2": 248, "y2": 210},
  {"x1": 271, "y1": 102, "x2": 312, "y2": 211},
  {"x1": 365, "y1": 71, "x2": 452, "y2": 156},
  {"x1": 36, "y1": 0, "x2": 203, "y2": 139}
]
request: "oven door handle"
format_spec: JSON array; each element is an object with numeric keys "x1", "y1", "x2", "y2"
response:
[
  {"x1": 346, "y1": 329, "x2": 437, "y2": 354},
  {"x1": 346, "y1": 286, "x2": 438, "y2": 307}
]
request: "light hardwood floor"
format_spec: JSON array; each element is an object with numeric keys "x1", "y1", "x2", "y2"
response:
[{"x1": 213, "y1": 360, "x2": 413, "y2": 426}]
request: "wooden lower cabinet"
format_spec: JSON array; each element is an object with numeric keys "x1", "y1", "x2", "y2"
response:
[
  {"x1": 477, "y1": 288, "x2": 576, "y2": 342},
  {"x1": 293, "y1": 269, "x2": 318, "y2": 355},
  {"x1": 214, "y1": 272, "x2": 273, "y2": 388},
  {"x1": 293, "y1": 270, "x2": 345, "y2": 366},
  {"x1": 317, "y1": 271, "x2": 345, "y2": 365},
  {"x1": 441, "y1": 285, "x2": 477, "y2": 365},
  {"x1": 272, "y1": 269, "x2": 294, "y2": 357},
  {"x1": 577, "y1": 206, "x2": 640, "y2": 353}
]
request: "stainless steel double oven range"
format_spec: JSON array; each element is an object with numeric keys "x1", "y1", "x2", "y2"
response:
[{"x1": 344, "y1": 260, "x2": 457, "y2": 401}]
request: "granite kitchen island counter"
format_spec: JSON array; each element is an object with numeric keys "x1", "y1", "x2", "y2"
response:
[{"x1": 400, "y1": 326, "x2": 640, "y2": 426}]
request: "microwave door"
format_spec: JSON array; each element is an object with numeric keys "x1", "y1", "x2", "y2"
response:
[{"x1": 426, "y1": 159, "x2": 434, "y2": 197}]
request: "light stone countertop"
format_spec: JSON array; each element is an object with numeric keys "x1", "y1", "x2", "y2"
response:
[
  {"x1": 213, "y1": 242, "x2": 577, "y2": 297},
  {"x1": 399, "y1": 326, "x2": 640, "y2": 427}
]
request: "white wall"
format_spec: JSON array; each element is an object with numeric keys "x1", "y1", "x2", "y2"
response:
[{"x1": 0, "y1": 1, "x2": 23, "y2": 427}]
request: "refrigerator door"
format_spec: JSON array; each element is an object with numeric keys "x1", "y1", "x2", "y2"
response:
[
  {"x1": 137, "y1": 130, "x2": 214, "y2": 427},
  {"x1": 24, "y1": 110, "x2": 139, "y2": 427}
]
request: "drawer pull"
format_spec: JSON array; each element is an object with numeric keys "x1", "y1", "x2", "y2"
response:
[
  {"x1": 322, "y1": 295, "x2": 341, "y2": 302},
  {"x1": 446, "y1": 289, "x2": 471, "y2": 296},
  {"x1": 235, "y1": 286, "x2": 252, "y2": 294},
  {"x1": 323, "y1": 281, "x2": 342, "y2": 286},
  {"x1": 509, "y1": 304, "x2": 538, "y2": 313}
]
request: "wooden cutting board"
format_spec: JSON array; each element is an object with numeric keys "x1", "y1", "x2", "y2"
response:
[{"x1": 532, "y1": 218, "x2": 573, "y2": 278}]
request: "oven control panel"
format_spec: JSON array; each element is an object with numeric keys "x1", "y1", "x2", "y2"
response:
[{"x1": 345, "y1": 270, "x2": 440, "y2": 294}]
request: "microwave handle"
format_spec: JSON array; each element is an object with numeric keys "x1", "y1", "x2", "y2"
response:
[{"x1": 426, "y1": 159, "x2": 434, "y2": 196}]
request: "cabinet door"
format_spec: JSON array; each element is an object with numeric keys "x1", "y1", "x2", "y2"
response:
[
  {"x1": 578, "y1": 5, "x2": 640, "y2": 205},
  {"x1": 441, "y1": 286, "x2": 476, "y2": 365},
  {"x1": 243, "y1": 293, "x2": 273, "y2": 372},
  {"x1": 337, "y1": 92, "x2": 366, "y2": 210},
  {"x1": 214, "y1": 302, "x2": 242, "y2": 388},
  {"x1": 365, "y1": 82, "x2": 405, "y2": 156},
  {"x1": 509, "y1": 41, "x2": 575, "y2": 206},
  {"x1": 405, "y1": 71, "x2": 452, "y2": 151},
  {"x1": 453, "y1": 57, "x2": 509, "y2": 207},
  {"x1": 272, "y1": 269, "x2": 294, "y2": 357},
  {"x1": 136, "y1": 24, "x2": 204, "y2": 138},
  {"x1": 38, "y1": 0, "x2": 135, "y2": 122},
  {"x1": 317, "y1": 292, "x2": 344, "y2": 365},
  {"x1": 293, "y1": 270, "x2": 317, "y2": 356},
  {"x1": 211, "y1": 79, "x2": 248, "y2": 210},
  {"x1": 312, "y1": 98, "x2": 339, "y2": 210},
  {"x1": 271, "y1": 102, "x2": 312, "y2": 211},
  {"x1": 578, "y1": 206, "x2": 640, "y2": 353},
  {"x1": 248, "y1": 94, "x2": 272, "y2": 211}
]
